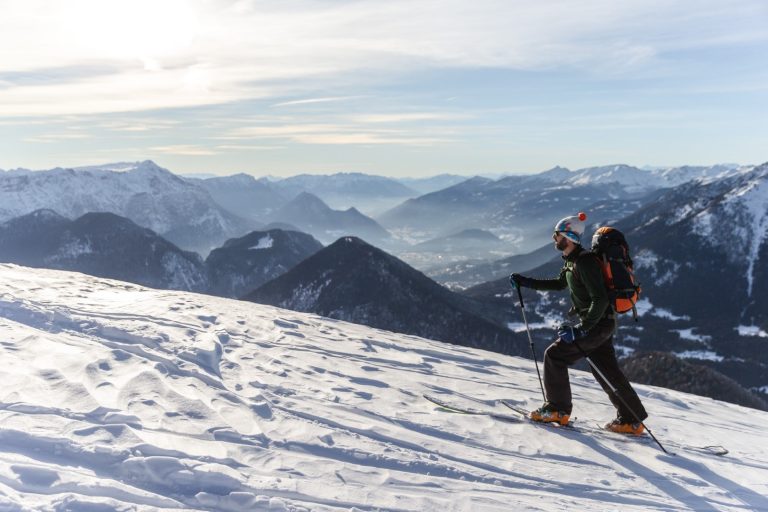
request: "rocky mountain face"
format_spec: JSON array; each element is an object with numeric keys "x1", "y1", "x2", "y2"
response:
[
  {"x1": 206, "y1": 229, "x2": 323, "y2": 298},
  {"x1": 269, "y1": 192, "x2": 392, "y2": 246},
  {"x1": 462, "y1": 163, "x2": 768, "y2": 402},
  {"x1": 0, "y1": 210, "x2": 209, "y2": 291},
  {"x1": 0, "y1": 161, "x2": 254, "y2": 254},
  {"x1": 245, "y1": 237, "x2": 528, "y2": 356}
]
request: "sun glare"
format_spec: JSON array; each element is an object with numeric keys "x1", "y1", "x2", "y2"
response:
[{"x1": 62, "y1": 0, "x2": 200, "y2": 66}]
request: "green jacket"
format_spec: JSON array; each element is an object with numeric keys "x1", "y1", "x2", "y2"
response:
[{"x1": 527, "y1": 246, "x2": 610, "y2": 331}]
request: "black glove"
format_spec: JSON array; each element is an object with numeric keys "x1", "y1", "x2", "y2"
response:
[
  {"x1": 557, "y1": 323, "x2": 585, "y2": 344},
  {"x1": 510, "y1": 273, "x2": 534, "y2": 288}
]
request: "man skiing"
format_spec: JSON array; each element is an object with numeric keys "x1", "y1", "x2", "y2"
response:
[{"x1": 510, "y1": 212, "x2": 648, "y2": 435}]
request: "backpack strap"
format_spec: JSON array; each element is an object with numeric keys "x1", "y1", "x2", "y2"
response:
[
  {"x1": 571, "y1": 250, "x2": 601, "y2": 282},
  {"x1": 573, "y1": 250, "x2": 620, "y2": 318}
]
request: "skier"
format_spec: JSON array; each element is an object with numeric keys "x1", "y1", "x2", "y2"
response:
[{"x1": 510, "y1": 213, "x2": 648, "y2": 434}]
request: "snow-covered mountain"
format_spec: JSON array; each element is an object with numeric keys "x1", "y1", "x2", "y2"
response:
[
  {"x1": 0, "y1": 210, "x2": 208, "y2": 292},
  {"x1": 205, "y1": 229, "x2": 323, "y2": 298},
  {"x1": 269, "y1": 192, "x2": 392, "y2": 245},
  {"x1": 464, "y1": 162, "x2": 768, "y2": 400},
  {"x1": 394, "y1": 173, "x2": 469, "y2": 194},
  {"x1": 246, "y1": 236, "x2": 524, "y2": 356},
  {"x1": 0, "y1": 264, "x2": 765, "y2": 510},
  {"x1": 269, "y1": 172, "x2": 418, "y2": 216},
  {"x1": 378, "y1": 172, "x2": 653, "y2": 252},
  {"x1": 0, "y1": 210, "x2": 324, "y2": 299},
  {"x1": 191, "y1": 174, "x2": 287, "y2": 220},
  {"x1": 378, "y1": 163, "x2": 744, "y2": 259},
  {"x1": 551, "y1": 163, "x2": 743, "y2": 191},
  {"x1": 651, "y1": 164, "x2": 744, "y2": 187},
  {"x1": 0, "y1": 161, "x2": 255, "y2": 254}
]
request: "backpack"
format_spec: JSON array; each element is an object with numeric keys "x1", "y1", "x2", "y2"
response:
[{"x1": 590, "y1": 226, "x2": 641, "y2": 320}]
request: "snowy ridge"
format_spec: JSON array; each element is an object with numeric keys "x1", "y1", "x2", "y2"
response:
[
  {"x1": 691, "y1": 164, "x2": 768, "y2": 296},
  {"x1": 528, "y1": 163, "x2": 745, "y2": 192},
  {"x1": 0, "y1": 161, "x2": 248, "y2": 252},
  {"x1": 721, "y1": 167, "x2": 768, "y2": 296},
  {"x1": 0, "y1": 264, "x2": 766, "y2": 511}
]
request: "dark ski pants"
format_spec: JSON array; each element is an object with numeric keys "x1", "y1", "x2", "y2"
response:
[{"x1": 543, "y1": 317, "x2": 647, "y2": 422}]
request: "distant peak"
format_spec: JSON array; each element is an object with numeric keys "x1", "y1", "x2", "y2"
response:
[
  {"x1": 135, "y1": 160, "x2": 169, "y2": 173},
  {"x1": 30, "y1": 208, "x2": 64, "y2": 219},
  {"x1": 328, "y1": 236, "x2": 378, "y2": 252},
  {"x1": 291, "y1": 191, "x2": 328, "y2": 207},
  {"x1": 338, "y1": 236, "x2": 366, "y2": 245}
]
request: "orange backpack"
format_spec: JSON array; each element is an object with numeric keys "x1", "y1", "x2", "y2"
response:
[{"x1": 590, "y1": 226, "x2": 641, "y2": 319}]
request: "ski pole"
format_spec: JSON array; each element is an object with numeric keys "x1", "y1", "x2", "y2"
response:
[
  {"x1": 513, "y1": 282, "x2": 546, "y2": 402},
  {"x1": 573, "y1": 340, "x2": 671, "y2": 455}
]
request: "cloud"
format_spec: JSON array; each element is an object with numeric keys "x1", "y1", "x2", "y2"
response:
[
  {"x1": 215, "y1": 144, "x2": 285, "y2": 151},
  {"x1": 1, "y1": 0, "x2": 765, "y2": 118},
  {"x1": 23, "y1": 133, "x2": 91, "y2": 143},
  {"x1": 271, "y1": 97, "x2": 367, "y2": 108},
  {"x1": 150, "y1": 145, "x2": 217, "y2": 156},
  {"x1": 348, "y1": 112, "x2": 472, "y2": 124}
]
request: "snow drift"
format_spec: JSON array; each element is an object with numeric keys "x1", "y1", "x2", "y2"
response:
[{"x1": 0, "y1": 264, "x2": 766, "y2": 511}]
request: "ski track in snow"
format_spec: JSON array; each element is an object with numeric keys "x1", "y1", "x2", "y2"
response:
[{"x1": 0, "y1": 264, "x2": 766, "y2": 511}]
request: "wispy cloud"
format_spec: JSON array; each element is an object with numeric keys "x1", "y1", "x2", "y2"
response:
[
  {"x1": 23, "y1": 133, "x2": 91, "y2": 143},
  {"x1": 2, "y1": 0, "x2": 765, "y2": 172},
  {"x1": 271, "y1": 97, "x2": 367, "y2": 108},
  {"x1": 215, "y1": 144, "x2": 285, "y2": 151},
  {"x1": 219, "y1": 122, "x2": 457, "y2": 146},
  {"x1": 349, "y1": 112, "x2": 472, "y2": 124},
  {"x1": 1, "y1": 0, "x2": 765, "y2": 118},
  {"x1": 150, "y1": 145, "x2": 217, "y2": 156}
]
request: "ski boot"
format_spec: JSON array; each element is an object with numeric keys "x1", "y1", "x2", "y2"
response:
[
  {"x1": 529, "y1": 403, "x2": 570, "y2": 426},
  {"x1": 605, "y1": 418, "x2": 645, "y2": 435}
]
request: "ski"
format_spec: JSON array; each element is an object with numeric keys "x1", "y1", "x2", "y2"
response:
[
  {"x1": 423, "y1": 394, "x2": 522, "y2": 423},
  {"x1": 500, "y1": 400, "x2": 727, "y2": 456},
  {"x1": 499, "y1": 400, "x2": 578, "y2": 428},
  {"x1": 592, "y1": 423, "x2": 728, "y2": 456}
]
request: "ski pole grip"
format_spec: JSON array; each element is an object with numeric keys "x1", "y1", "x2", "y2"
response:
[{"x1": 516, "y1": 283, "x2": 525, "y2": 309}]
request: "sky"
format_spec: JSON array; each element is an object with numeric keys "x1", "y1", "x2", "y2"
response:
[{"x1": 0, "y1": 0, "x2": 766, "y2": 177}]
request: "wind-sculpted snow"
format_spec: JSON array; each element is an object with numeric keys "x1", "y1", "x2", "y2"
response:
[{"x1": 0, "y1": 264, "x2": 766, "y2": 511}]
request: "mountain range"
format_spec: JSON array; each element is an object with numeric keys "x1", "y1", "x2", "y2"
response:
[
  {"x1": 0, "y1": 209, "x2": 209, "y2": 291},
  {"x1": 193, "y1": 171, "x2": 439, "y2": 218},
  {"x1": 206, "y1": 229, "x2": 323, "y2": 297},
  {"x1": 245, "y1": 236, "x2": 528, "y2": 356},
  {"x1": 0, "y1": 210, "x2": 322, "y2": 298},
  {"x1": 463, "y1": 162, "x2": 768, "y2": 401},
  {"x1": 3, "y1": 158, "x2": 765, "y2": 408},
  {"x1": 270, "y1": 172, "x2": 417, "y2": 215},
  {"x1": 376, "y1": 164, "x2": 742, "y2": 254},
  {"x1": 0, "y1": 161, "x2": 254, "y2": 254},
  {"x1": 190, "y1": 173, "x2": 287, "y2": 219},
  {"x1": 268, "y1": 192, "x2": 392, "y2": 245}
]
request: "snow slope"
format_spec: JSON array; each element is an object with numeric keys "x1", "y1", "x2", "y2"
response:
[{"x1": 0, "y1": 264, "x2": 766, "y2": 511}]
